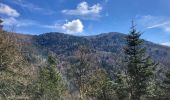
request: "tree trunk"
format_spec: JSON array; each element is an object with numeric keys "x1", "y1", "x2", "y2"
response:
[
  {"x1": 131, "y1": 94, "x2": 140, "y2": 100},
  {"x1": 102, "y1": 89, "x2": 107, "y2": 100}
]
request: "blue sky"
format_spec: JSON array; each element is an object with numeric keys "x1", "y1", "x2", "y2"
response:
[{"x1": 0, "y1": 0, "x2": 170, "y2": 46}]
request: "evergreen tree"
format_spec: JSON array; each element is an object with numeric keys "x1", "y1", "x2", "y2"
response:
[
  {"x1": 113, "y1": 72, "x2": 129, "y2": 100},
  {"x1": 30, "y1": 56, "x2": 65, "y2": 100},
  {"x1": 124, "y1": 22, "x2": 156, "y2": 100}
]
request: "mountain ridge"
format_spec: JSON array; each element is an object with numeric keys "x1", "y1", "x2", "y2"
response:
[{"x1": 18, "y1": 32, "x2": 170, "y2": 69}]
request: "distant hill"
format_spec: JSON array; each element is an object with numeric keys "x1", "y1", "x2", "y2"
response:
[{"x1": 19, "y1": 32, "x2": 170, "y2": 71}]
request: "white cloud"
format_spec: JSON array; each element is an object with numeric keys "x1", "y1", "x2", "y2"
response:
[
  {"x1": 62, "y1": 19, "x2": 84, "y2": 34},
  {"x1": 160, "y1": 42, "x2": 170, "y2": 46},
  {"x1": 137, "y1": 15, "x2": 170, "y2": 33},
  {"x1": 2, "y1": 17, "x2": 63, "y2": 31},
  {"x1": 2, "y1": 17, "x2": 17, "y2": 26},
  {"x1": 0, "y1": 3, "x2": 20, "y2": 17},
  {"x1": 147, "y1": 22, "x2": 170, "y2": 29},
  {"x1": 62, "y1": 2, "x2": 102, "y2": 16},
  {"x1": 41, "y1": 20, "x2": 67, "y2": 30},
  {"x1": 164, "y1": 26, "x2": 170, "y2": 32},
  {"x1": 2, "y1": 17, "x2": 38, "y2": 27}
]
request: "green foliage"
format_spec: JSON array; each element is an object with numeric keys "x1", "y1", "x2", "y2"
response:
[
  {"x1": 124, "y1": 23, "x2": 156, "y2": 100},
  {"x1": 0, "y1": 79, "x2": 26, "y2": 99},
  {"x1": 0, "y1": 25, "x2": 31, "y2": 99},
  {"x1": 163, "y1": 71, "x2": 170, "y2": 88},
  {"x1": 160, "y1": 70, "x2": 170, "y2": 100},
  {"x1": 29, "y1": 56, "x2": 65, "y2": 100},
  {"x1": 113, "y1": 72, "x2": 129, "y2": 100},
  {"x1": 0, "y1": 17, "x2": 169, "y2": 100},
  {"x1": 86, "y1": 69, "x2": 115, "y2": 100}
]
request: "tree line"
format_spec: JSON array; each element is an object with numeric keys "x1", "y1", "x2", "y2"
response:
[{"x1": 0, "y1": 19, "x2": 170, "y2": 100}]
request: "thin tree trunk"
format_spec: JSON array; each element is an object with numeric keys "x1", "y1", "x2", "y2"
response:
[{"x1": 102, "y1": 89, "x2": 107, "y2": 100}]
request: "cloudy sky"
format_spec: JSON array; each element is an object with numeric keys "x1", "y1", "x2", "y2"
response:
[{"x1": 0, "y1": 0, "x2": 170, "y2": 46}]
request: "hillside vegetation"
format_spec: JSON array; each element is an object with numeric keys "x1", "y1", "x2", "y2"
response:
[{"x1": 0, "y1": 19, "x2": 170, "y2": 100}]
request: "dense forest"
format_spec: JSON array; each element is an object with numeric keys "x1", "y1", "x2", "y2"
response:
[{"x1": 0, "y1": 18, "x2": 170, "y2": 100}]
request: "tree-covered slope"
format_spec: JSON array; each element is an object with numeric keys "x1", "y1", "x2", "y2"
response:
[{"x1": 32, "y1": 32, "x2": 170, "y2": 69}]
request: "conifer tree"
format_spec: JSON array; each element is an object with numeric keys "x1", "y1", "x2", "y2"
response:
[
  {"x1": 31, "y1": 56, "x2": 65, "y2": 100},
  {"x1": 114, "y1": 72, "x2": 129, "y2": 100},
  {"x1": 124, "y1": 22, "x2": 155, "y2": 100}
]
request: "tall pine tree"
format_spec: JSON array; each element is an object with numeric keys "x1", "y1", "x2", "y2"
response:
[{"x1": 124, "y1": 22, "x2": 155, "y2": 100}]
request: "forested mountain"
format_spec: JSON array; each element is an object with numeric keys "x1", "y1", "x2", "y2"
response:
[
  {"x1": 32, "y1": 32, "x2": 170, "y2": 69},
  {"x1": 1, "y1": 29, "x2": 170, "y2": 99},
  {"x1": 2, "y1": 0, "x2": 170, "y2": 99}
]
